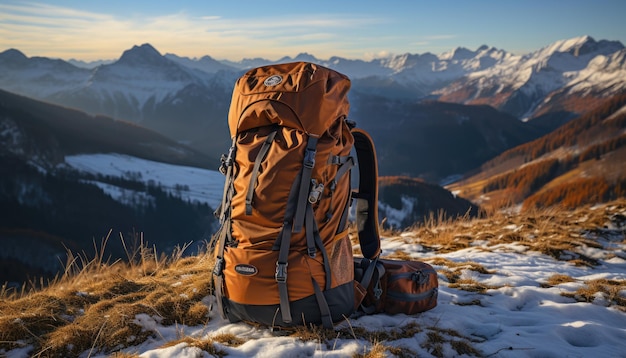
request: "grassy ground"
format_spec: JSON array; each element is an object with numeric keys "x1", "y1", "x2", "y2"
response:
[{"x1": 1, "y1": 199, "x2": 625, "y2": 357}]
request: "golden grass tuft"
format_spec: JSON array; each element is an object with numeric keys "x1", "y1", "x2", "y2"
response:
[
  {"x1": 542, "y1": 274, "x2": 577, "y2": 287},
  {"x1": 0, "y1": 233, "x2": 215, "y2": 356},
  {"x1": 352, "y1": 341, "x2": 388, "y2": 358},
  {"x1": 561, "y1": 278, "x2": 626, "y2": 310},
  {"x1": 159, "y1": 336, "x2": 226, "y2": 357}
]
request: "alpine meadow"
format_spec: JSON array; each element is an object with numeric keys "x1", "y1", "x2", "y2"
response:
[{"x1": 1, "y1": 30, "x2": 626, "y2": 358}]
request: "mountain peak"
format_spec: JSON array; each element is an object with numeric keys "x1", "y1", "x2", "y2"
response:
[
  {"x1": 545, "y1": 35, "x2": 624, "y2": 57},
  {"x1": 117, "y1": 43, "x2": 165, "y2": 66},
  {"x1": 0, "y1": 48, "x2": 28, "y2": 63},
  {"x1": 439, "y1": 47, "x2": 476, "y2": 61},
  {"x1": 276, "y1": 52, "x2": 319, "y2": 64}
]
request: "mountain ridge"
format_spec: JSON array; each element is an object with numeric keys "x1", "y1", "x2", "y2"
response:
[
  {"x1": 2, "y1": 35, "x2": 624, "y2": 182},
  {"x1": 446, "y1": 92, "x2": 626, "y2": 210}
]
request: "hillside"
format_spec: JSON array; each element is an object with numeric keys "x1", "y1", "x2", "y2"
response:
[
  {"x1": 351, "y1": 97, "x2": 547, "y2": 180},
  {"x1": 447, "y1": 93, "x2": 626, "y2": 210},
  {"x1": 0, "y1": 90, "x2": 220, "y2": 285},
  {"x1": 1, "y1": 200, "x2": 624, "y2": 357},
  {"x1": 0, "y1": 89, "x2": 218, "y2": 169},
  {"x1": 378, "y1": 176, "x2": 479, "y2": 229}
]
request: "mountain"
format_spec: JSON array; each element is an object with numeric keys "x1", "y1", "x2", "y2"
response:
[
  {"x1": 0, "y1": 88, "x2": 218, "y2": 169},
  {"x1": 378, "y1": 176, "x2": 479, "y2": 229},
  {"x1": 67, "y1": 58, "x2": 114, "y2": 68},
  {"x1": 0, "y1": 36, "x2": 624, "y2": 180},
  {"x1": 350, "y1": 96, "x2": 547, "y2": 180},
  {"x1": 436, "y1": 36, "x2": 626, "y2": 120},
  {"x1": 0, "y1": 44, "x2": 237, "y2": 157},
  {"x1": 0, "y1": 90, "x2": 220, "y2": 284},
  {"x1": 0, "y1": 48, "x2": 90, "y2": 98},
  {"x1": 446, "y1": 92, "x2": 626, "y2": 210},
  {"x1": 164, "y1": 53, "x2": 238, "y2": 73}
]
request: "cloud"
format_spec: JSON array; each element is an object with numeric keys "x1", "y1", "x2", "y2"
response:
[{"x1": 0, "y1": 2, "x2": 388, "y2": 61}]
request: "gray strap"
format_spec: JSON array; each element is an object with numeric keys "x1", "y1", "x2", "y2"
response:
[
  {"x1": 212, "y1": 222, "x2": 230, "y2": 319},
  {"x1": 218, "y1": 139, "x2": 236, "y2": 220},
  {"x1": 334, "y1": 156, "x2": 354, "y2": 181},
  {"x1": 337, "y1": 193, "x2": 351, "y2": 233},
  {"x1": 212, "y1": 137, "x2": 238, "y2": 320},
  {"x1": 324, "y1": 156, "x2": 355, "y2": 223},
  {"x1": 359, "y1": 257, "x2": 384, "y2": 290},
  {"x1": 246, "y1": 130, "x2": 277, "y2": 215},
  {"x1": 306, "y1": 204, "x2": 332, "y2": 290},
  {"x1": 358, "y1": 258, "x2": 385, "y2": 315},
  {"x1": 275, "y1": 224, "x2": 293, "y2": 324},
  {"x1": 327, "y1": 154, "x2": 352, "y2": 165},
  {"x1": 305, "y1": 202, "x2": 317, "y2": 258},
  {"x1": 293, "y1": 136, "x2": 318, "y2": 233},
  {"x1": 312, "y1": 278, "x2": 333, "y2": 329}
]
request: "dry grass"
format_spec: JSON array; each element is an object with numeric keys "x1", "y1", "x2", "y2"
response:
[
  {"x1": 2, "y1": 199, "x2": 625, "y2": 357},
  {"x1": 542, "y1": 274, "x2": 577, "y2": 287},
  {"x1": 561, "y1": 278, "x2": 626, "y2": 310},
  {"x1": 159, "y1": 336, "x2": 226, "y2": 357},
  {"x1": 394, "y1": 199, "x2": 626, "y2": 268},
  {"x1": 0, "y1": 233, "x2": 215, "y2": 357}
]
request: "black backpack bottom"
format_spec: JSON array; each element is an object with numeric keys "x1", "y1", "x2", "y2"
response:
[{"x1": 223, "y1": 281, "x2": 354, "y2": 328}]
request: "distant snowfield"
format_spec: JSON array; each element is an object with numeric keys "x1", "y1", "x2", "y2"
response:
[{"x1": 63, "y1": 153, "x2": 224, "y2": 210}]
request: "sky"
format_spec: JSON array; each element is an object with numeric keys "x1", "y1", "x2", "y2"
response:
[{"x1": 1, "y1": 0, "x2": 626, "y2": 62}]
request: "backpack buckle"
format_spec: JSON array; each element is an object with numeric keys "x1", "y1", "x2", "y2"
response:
[
  {"x1": 275, "y1": 262, "x2": 288, "y2": 283},
  {"x1": 308, "y1": 179, "x2": 324, "y2": 204},
  {"x1": 373, "y1": 281, "x2": 383, "y2": 300},
  {"x1": 213, "y1": 257, "x2": 225, "y2": 276},
  {"x1": 303, "y1": 148, "x2": 316, "y2": 169},
  {"x1": 219, "y1": 145, "x2": 236, "y2": 174}
]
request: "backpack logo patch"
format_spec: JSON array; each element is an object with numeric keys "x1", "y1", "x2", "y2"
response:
[
  {"x1": 263, "y1": 75, "x2": 283, "y2": 87},
  {"x1": 234, "y1": 264, "x2": 258, "y2": 276}
]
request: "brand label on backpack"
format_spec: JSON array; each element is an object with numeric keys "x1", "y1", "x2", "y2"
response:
[
  {"x1": 234, "y1": 264, "x2": 258, "y2": 276},
  {"x1": 263, "y1": 75, "x2": 283, "y2": 86}
]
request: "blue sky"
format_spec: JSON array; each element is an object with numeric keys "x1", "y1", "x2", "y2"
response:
[{"x1": 1, "y1": 0, "x2": 625, "y2": 61}]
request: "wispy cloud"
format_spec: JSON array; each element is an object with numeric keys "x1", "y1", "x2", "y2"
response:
[{"x1": 0, "y1": 1, "x2": 388, "y2": 61}]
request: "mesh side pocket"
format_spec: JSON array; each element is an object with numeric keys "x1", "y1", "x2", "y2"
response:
[{"x1": 329, "y1": 231, "x2": 354, "y2": 286}]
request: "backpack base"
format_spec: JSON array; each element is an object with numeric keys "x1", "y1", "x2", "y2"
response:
[{"x1": 223, "y1": 281, "x2": 354, "y2": 327}]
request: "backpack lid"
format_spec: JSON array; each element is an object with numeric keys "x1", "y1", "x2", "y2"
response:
[{"x1": 228, "y1": 62, "x2": 351, "y2": 137}]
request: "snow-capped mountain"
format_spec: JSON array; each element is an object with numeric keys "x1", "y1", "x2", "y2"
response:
[
  {"x1": 435, "y1": 36, "x2": 626, "y2": 119},
  {"x1": 2, "y1": 36, "x2": 622, "y2": 121},
  {"x1": 0, "y1": 48, "x2": 90, "y2": 98},
  {"x1": 0, "y1": 44, "x2": 239, "y2": 154},
  {"x1": 0, "y1": 35, "x2": 624, "y2": 168}
]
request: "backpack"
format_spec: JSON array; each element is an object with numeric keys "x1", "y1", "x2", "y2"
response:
[{"x1": 210, "y1": 62, "x2": 381, "y2": 328}]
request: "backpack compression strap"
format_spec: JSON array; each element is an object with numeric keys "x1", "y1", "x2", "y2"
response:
[{"x1": 352, "y1": 128, "x2": 381, "y2": 260}]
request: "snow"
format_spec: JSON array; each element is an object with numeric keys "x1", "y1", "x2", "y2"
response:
[
  {"x1": 1, "y1": 227, "x2": 613, "y2": 358},
  {"x1": 378, "y1": 195, "x2": 417, "y2": 229},
  {"x1": 63, "y1": 153, "x2": 224, "y2": 210}
]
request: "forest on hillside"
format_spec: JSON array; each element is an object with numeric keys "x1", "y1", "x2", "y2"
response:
[{"x1": 0, "y1": 154, "x2": 214, "y2": 285}]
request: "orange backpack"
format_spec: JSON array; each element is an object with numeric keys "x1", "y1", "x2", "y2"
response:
[{"x1": 211, "y1": 62, "x2": 381, "y2": 328}]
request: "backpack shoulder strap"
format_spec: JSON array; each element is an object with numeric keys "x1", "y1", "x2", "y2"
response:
[{"x1": 351, "y1": 128, "x2": 381, "y2": 259}]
